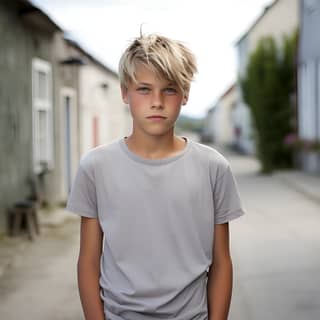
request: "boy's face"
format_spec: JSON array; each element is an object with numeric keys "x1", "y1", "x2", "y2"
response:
[{"x1": 121, "y1": 64, "x2": 188, "y2": 138}]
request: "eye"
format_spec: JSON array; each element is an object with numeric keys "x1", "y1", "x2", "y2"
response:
[
  {"x1": 137, "y1": 87, "x2": 150, "y2": 94},
  {"x1": 164, "y1": 87, "x2": 177, "y2": 95}
]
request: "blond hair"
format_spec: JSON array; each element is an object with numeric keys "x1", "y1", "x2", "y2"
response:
[{"x1": 118, "y1": 33, "x2": 197, "y2": 95}]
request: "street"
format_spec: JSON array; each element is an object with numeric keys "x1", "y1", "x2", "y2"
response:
[
  {"x1": 0, "y1": 219, "x2": 83, "y2": 320},
  {"x1": 227, "y1": 152, "x2": 320, "y2": 320},
  {"x1": 0, "y1": 149, "x2": 319, "y2": 319}
]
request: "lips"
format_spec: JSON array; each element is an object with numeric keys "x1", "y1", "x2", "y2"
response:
[{"x1": 146, "y1": 115, "x2": 167, "y2": 119}]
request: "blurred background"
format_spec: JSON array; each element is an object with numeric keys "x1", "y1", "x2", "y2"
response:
[{"x1": 0, "y1": 0, "x2": 319, "y2": 319}]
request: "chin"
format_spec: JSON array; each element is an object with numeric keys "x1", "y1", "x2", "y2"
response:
[{"x1": 143, "y1": 128, "x2": 173, "y2": 136}]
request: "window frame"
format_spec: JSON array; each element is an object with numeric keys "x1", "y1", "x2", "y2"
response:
[{"x1": 32, "y1": 57, "x2": 54, "y2": 174}]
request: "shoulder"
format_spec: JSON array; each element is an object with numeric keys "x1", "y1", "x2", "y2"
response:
[
  {"x1": 190, "y1": 140, "x2": 230, "y2": 179},
  {"x1": 79, "y1": 138, "x2": 121, "y2": 174}
]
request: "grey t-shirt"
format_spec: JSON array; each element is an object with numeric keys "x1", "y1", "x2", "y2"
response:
[{"x1": 66, "y1": 136, "x2": 245, "y2": 320}]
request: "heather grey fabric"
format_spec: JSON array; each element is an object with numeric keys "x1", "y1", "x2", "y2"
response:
[{"x1": 66, "y1": 136, "x2": 245, "y2": 320}]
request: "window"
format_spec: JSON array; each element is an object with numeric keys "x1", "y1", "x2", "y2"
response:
[{"x1": 32, "y1": 58, "x2": 53, "y2": 173}]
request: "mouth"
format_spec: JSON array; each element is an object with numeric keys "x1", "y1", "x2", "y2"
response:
[{"x1": 146, "y1": 116, "x2": 167, "y2": 119}]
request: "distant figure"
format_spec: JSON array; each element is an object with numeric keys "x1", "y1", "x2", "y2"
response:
[{"x1": 66, "y1": 32, "x2": 245, "y2": 320}]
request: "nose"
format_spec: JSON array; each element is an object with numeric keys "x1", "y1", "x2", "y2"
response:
[{"x1": 151, "y1": 90, "x2": 163, "y2": 109}]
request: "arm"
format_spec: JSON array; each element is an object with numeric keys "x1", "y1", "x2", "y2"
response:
[
  {"x1": 77, "y1": 216, "x2": 105, "y2": 320},
  {"x1": 207, "y1": 223, "x2": 233, "y2": 320}
]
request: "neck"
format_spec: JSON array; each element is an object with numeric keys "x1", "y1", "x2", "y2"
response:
[{"x1": 125, "y1": 130, "x2": 185, "y2": 159}]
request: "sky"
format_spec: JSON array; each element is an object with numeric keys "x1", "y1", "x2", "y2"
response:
[{"x1": 32, "y1": 0, "x2": 271, "y2": 119}]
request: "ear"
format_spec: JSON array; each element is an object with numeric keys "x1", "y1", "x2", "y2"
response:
[
  {"x1": 121, "y1": 85, "x2": 129, "y2": 104},
  {"x1": 182, "y1": 93, "x2": 189, "y2": 106}
]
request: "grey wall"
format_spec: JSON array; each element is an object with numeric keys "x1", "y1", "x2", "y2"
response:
[{"x1": 0, "y1": 1, "x2": 55, "y2": 233}]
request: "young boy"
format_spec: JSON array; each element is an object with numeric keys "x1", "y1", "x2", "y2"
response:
[{"x1": 66, "y1": 33, "x2": 245, "y2": 320}]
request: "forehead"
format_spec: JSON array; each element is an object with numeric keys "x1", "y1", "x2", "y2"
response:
[{"x1": 132, "y1": 64, "x2": 176, "y2": 86}]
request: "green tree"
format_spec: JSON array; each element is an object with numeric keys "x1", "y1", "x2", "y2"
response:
[{"x1": 241, "y1": 31, "x2": 297, "y2": 173}]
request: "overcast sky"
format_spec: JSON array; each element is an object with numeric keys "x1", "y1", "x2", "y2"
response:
[{"x1": 32, "y1": 0, "x2": 271, "y2": 118}]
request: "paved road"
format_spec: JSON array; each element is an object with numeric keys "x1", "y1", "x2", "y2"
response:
[
  {"x1": 0, "y1": 150, "x2": 319, "y2": 320},
  {"x1": 0, "y1": 219, "x2": 83, "y2": 320},
  {"x1": 226, "y1": 152, "x2": 320, "y2": 320}
]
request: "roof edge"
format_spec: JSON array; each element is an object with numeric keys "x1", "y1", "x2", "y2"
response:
[
  {"x1": 234, "y1": 0, "x2": 279, "y2": 46},
  {"x1": 64, "y1": 37, "x2": 118, "y2": 78}
]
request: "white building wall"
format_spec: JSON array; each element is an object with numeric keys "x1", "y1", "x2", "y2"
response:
[
  {"x1": 248, "y1": 0, "x2": 299, "y2": 52},
  {"x1": 79, "y1": 64, "x2": 131, "y2": 156},
  {"x1": 213, "y1": 86, "x2": 237, "y2": 146}
]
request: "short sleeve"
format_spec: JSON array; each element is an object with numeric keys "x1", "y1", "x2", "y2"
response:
[
  {"x1": 65, "y1": 163, "x2": 98, "y2": 218},
  {"x1": 213, "y1": 165, "x2": 245, "y2": 224}
]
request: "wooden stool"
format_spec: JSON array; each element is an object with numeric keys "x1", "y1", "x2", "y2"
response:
[{"x1": 9, "y1": 200, "x2": 40, "y2": 241}]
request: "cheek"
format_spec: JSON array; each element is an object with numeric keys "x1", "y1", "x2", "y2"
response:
[
  {"x1": 128, "y1": 95, "x2": 149, "y2": 118},
  {"x1": 166, "y1": 96, "x2": 184, "y2": 110},
  {"x1": 130, "y1": 93, "x2": 149, "y2": 107}
]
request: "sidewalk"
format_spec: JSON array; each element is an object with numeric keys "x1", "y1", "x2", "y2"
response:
[{"x1": 0, "y1": 207, "x2": 78, "y2": 279}]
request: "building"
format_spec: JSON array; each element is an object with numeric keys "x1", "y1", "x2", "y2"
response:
[
  {"x1": 64, "y1": 39, "x2": 131, "y2": 156},
  {"x1": 298, "y1": 0, "x2": 320, "y2": 173},
  {"x1": 52, "y1": 37, "x2": 131, "y2": 201},
  {"x1": 0, "y1": 0, "x2": 131, "y2": 234},
  {"x1": 0, "y1": 0, "x2": 61, "y2": 233},
  {"x1": 212, "y1": 83, "x2": 237, "y2": 148},
  {"x1": 200, "y1": 107, "x2": 215, "y2": 144}
]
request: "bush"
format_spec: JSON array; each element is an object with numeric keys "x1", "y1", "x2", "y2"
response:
[{"x1": 240, "y1": 31, "x2": 298, "y2": 173}]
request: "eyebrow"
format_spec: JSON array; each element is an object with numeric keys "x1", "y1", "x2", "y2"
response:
[{"x1": 137, "y1": 82, "x2": 177, "y2": 86}]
